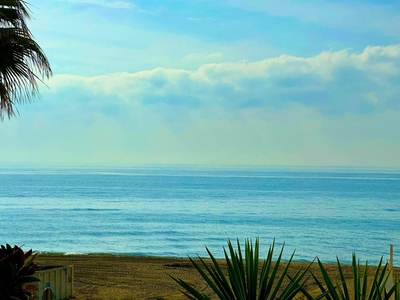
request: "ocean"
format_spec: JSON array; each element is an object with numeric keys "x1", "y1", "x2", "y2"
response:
[{"x1": 0, "y1": 165, "x2": 399, "y2": 265}]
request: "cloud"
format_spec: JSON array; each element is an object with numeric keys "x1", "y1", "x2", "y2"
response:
[
  {"x1": 46, "y1": 45, "x2": 400, "y2": 115},
  {"x1": 4, "y1": 45, "x2": 400, "y2": 167},
  {"x1": 58, "y1": 0, "x2": 135, "y2": 9}
]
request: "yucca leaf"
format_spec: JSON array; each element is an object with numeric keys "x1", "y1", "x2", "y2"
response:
[
  {"x1": 268, "y1": 246, "x2": 294, "y2": 300},
  {"x1": 287, "y1": 273, "x2": 314, "y2": 300},
  {"x1": 361, "y1": 261, "x2": 368, "y2": 300},
  {"x1": 226, "y1": 240, "x2": 245, "y2": 299},
  {"x1": 244, "y1": 239, "x2": 255, "y2": 299},
  {"x1": 317, "y1": 257, "x2": 341, "y2": 300},
  {"x1": 368, "y1": 257, "x2": 386, "y2": 300},
  {"x1": 189, "y1": 255, "x2": 228, "y2": 299},
  {"x1": 245, "y1": 239, "x2": 252, "y2": 298},
  {"x1": 202, "y1": 249, "x2": 233, "y2": 300},
  {"x1": 351, "y1": 254, "x2": 360, "y2": 300},
  {"x1": 173, "y1": 239, "x2": 309, "y2": 300},
  {"x1": 336, "y1": 256, "x2": 350, "y2": 300},
  {"x1": 383, "y1": 283, "x2": 395, "y2": 300},
  {"x1": 251, "y1": 238, "x2": 259, "y2": 299},
  {"x1": 376, "y1": 260, "x2": 389, "y2": 295},
  {"x1": 171, "y1": 276, "x2": 211, "y2": 300},
  {"x1": 264, "y1": 241, "x2": 284, "y2": 300},
  {"x1": 279, "y1": 257, "x2": 312, "y2": 300},
  {"x1": 374, "y1": 280, "x2": 383, "y2": 300},
  {"x1": 258, "y1": 240, "x2": 274, "y2": 299}
]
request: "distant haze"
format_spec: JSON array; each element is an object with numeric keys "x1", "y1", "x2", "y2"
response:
[{"x1": 1, "y1": 0, "x2": 399, "y2": 167}]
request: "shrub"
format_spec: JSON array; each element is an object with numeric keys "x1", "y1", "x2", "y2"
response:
[
  {"x1": 309, "y1": 254, "x2": 398, "y2": 300},
  {"x1": 172, "y1": 238, "x2": 311, "y2": 300},
  {"x1": 0, "y1": 244, "x2": 39, "y2": 300}
]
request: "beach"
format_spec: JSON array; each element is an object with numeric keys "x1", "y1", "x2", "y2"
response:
[
  {"x1": 37, "y1": 254, "x2": 211, "y2": 299},
  {"x1": 36, "y1": 254, "x2": 399, "y2": 300}
]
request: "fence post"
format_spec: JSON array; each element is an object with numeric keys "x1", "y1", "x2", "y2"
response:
[{"x1": 385, "y1": 244, "x2": 394, "y2": 300}]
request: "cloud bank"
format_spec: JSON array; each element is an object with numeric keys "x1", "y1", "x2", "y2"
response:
[
  {"x1": 2, "y1": 45, "x2": 399, "y2": 167},
  {"x1": 46, "y1": 45, "x2": 400, "y2": 116}
]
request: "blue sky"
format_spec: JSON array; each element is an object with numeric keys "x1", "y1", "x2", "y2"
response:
[{"x1": 1, "y1": 0, "x2": 400, "y2": 166}]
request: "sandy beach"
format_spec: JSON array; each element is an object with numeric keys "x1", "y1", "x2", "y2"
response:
[
  {"x1": 35, "y1": 254, "x2": 399, "y2": 300},
  {"x1": 37, "y1": 254, "x2": 209, "y2": 299}
]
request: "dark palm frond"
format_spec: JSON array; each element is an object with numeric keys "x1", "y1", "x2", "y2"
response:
[
  {"x1": 0, "y1": 80, "x2": 15, "y2": 116},
  {"x1": 0, "y1": 0, "x2": 52, "y2": 120},
  {"x1": 0, "y1": 0, "x2": 32, "y2": 36}
]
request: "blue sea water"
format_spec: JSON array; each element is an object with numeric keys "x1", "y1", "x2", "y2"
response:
[{"x1": 0, "y1": 165, "x2": 399, "y2": 265}]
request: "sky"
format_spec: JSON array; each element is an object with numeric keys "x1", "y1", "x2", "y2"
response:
[{"x1": 1, "y1": 0, "x2": 400, "y2": 167}]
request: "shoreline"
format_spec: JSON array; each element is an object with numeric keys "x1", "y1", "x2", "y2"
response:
[
  {"x1": 35, "y1": 253, "x2": 399, "y2": 300},
  {"x1": 37, "y1": 251, "x2": 395, "y2": 265}
]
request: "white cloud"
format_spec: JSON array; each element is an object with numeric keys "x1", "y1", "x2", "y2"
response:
[
  {"x1": 5, "y1": 44, "x2": 395, "y2": 167},
  {"x1": 46, "y1": 44, "x2": 400, "y2": 115}
]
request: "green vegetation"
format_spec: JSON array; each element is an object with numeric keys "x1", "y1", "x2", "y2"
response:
[
  {"x1": 0, "y1": 244, "x2": 39, "y2": 300},
  {"x1": 172, "y1": 239, "x2": 311, "y2": 300},
  {"x1": 311, "y1": 255, "x2": 397, "y2": 300},
  {"x1": 173, "y1": 239, "x2": 399, "y2": 300},
  {"x1": 0, "y1": 0, "x2": 52, "y2": 120}
]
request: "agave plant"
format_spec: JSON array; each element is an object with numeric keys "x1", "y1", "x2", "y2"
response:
[
  {"x1": 172, "y1": 238, "x2": 311, "y2": 300},
  {"x1": 0, "y1": 244, "x2": 39, "y2": 300},
  {"x1": 309, "y1": 254, "x2": 398, "y2": 300}
]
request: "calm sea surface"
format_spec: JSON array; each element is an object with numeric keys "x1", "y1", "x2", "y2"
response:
[{"x1": 0, "y1": 166, "x2": 399, "y2": 264}]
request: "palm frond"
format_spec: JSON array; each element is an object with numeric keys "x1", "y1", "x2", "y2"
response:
[{"x1": 0, "y1": 0, "x2": 51, "y2": 120}]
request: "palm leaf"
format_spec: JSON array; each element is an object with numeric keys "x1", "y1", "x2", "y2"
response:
[{"x1": 0, "y1": 0, "x2": 52, "y2": 120}]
